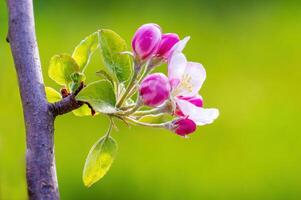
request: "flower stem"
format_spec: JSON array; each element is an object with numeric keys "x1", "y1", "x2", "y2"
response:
[
  {"x1": 116, "y1": 74, "x2": 137, "y2": 107},
  {"x1": 118, "y1": 96, "x2": 142, "y2": 116},
  {"x1": 116, "y1": 63, "x2": 141, "y2": 108},
  {"x1": 133, "y1": 108, "x2": 162, "y2": 117},
  {"x1": 133, "y1": 100, "x2": 174, "y2": 117},
  {"x1": 119, "y1": 104, "x2": 136, "y2": 110},
  {"x1": 125, "y1": 63, "x2": 154, "y2": 100},
  {"x1": 124, "y1": 116, "x2": 169, "y2": 128},
  {"x1": 105, "y1": 117, "x2": 113, "y2": 138},
  {"x1": 116, "y1": 60, "x2": 155, "y2": 108}
]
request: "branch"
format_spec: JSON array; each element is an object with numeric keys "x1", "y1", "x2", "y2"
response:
[
  {"x1": 50, "y1": 82, "x2": 87, "y2": 116},
  {"x1": 50, "y1": 95, "x2": 83, "y2": 116},
  {"x1": 7, "y1": 1, "x2": 93, "y2": 198},
  {"x1": 7, "y1": 0, "x2": 59, "y2": 199}
]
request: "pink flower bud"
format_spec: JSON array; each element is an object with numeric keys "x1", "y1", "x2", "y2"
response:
[
  {"x1": 132, "y1": 23, "x2": 162, "y2": 61},
  {"x1": 139, "y1": 73, "x2": 171, "y2": 107},
  {"x1": 175, "y1": 96, "x2": 203, "y2": 117},
  {"x1": 156, "y1": 33, "x2": 180, "y2": 59},
  {"x1": 172, "y1": 118, "x2": 196, "y2": 136}
]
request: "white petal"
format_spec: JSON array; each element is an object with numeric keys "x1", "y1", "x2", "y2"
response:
[
  {"x1": 176, "y1": 98, "x2": 219, "y2": 126},
  {"x1": 168, "y1": 53, "x2": 187, "y2": 88},
  {"x1": 176, "y1": 62, "x2": 206, "y2": 97},
  {"x1": 171, "y1": 36, "x2": 190, "y2": 55},
  {"x1": 196, "y1": 94, "x2": 203, "y2": 100}
]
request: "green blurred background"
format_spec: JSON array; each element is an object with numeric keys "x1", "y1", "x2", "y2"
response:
[{"x1": 1, "y1": 0, "x2": 301, "y2": 199}]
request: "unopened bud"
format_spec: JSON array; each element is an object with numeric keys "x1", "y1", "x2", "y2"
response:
[
  {"x1": 156, "y1": 33, "x2": 180, "y2": 59},
  {"x1": 170, "y1": 118, "x2": 196, "y2": 136},
  {"x1": 132, "y1": 23, "x2": 162, "y2": 61},
  {"x1": 139, "y1": 73, "x2": 171, "y2": 107}
]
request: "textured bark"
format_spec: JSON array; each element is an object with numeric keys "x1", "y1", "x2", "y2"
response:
[
  {"x1": 7, "y1": 0, "x2": 84, "y2": 199},
  {"x1": 7, "y1": 0, "x2": 59, "y2": 199},
  {"x1": 7, "y1": 0, "x2": 86, "y2": 200}
]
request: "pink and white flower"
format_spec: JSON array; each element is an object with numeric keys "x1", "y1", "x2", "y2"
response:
[{"x1": 168, "y1": 37, "x2": 219, "y2": 126}]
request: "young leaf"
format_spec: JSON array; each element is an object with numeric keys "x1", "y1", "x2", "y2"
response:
[
  {"x1": 68, "y1": 72, "x2": 86, "y2": 93},
  {"x1": 45, "y1": 87, "x2": 62, "y2": 103},
  {"x1": 99, "y1": 29, "x2": 132, "y2": 83},
  {"x1": 72, "y1": 104, "x2": 92, "y2": 117},
  {"x1": 48, "y1": 54, "x2": 80, "y2": 86},
  {"x1": 70, "y1": 72, "x2": 86, "y2": 83},
  {"x1": 72, "y1": 32, "x2": 100, "y2": 71},
  {"x1": 96, "y1": 69, "x2": 117, "y2": 85},
  {"x1": 76, "y1": 80, "x2": 116, "y2": 114},
  {"x1": 83, "y1": 136, "x2": 118, "y2": 187}
]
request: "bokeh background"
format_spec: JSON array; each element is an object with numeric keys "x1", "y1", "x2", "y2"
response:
[{"x1": 1, "y1": 0, "x2": 301, "y2": 199}]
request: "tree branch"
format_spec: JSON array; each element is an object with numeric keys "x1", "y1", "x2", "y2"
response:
[
  {"x1": 7, "y1": 0, "x2": 59, "y2": 199},
  {"x1": 50, "y1": 95, "x2": 83, "y2": 117},
  {"x1": 50, "y1": 82, "x2": 85, "y2": 116},
  {"x1": 7, "y1": 0, "x2": 92, "y2": 198}
]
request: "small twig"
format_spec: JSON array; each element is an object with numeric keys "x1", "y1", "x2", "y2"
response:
[
  {"x1": 50, "y1": 95, "x2": 83, "y2": 117},
  {"x1": 50, "y1": 82, "x2": 86, "y2": 116}
]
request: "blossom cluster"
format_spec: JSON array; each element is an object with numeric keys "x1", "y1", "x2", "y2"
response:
[
  {"x1": 130, "y1": 23, "x2": 219, "y2": 136},
  {"x1": 46, "y1": 23, "x2": 220, "y2": 187}
]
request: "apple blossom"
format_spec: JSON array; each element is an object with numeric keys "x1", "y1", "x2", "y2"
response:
[
  {"x1": 139, "y1": 73, "x2": 171, "y2": 107},
  {"x1": 132, "y1": 23, "x2": 162, "y2": 61},
  {"x1": 168, "y1": 38, "x2": 219, "y2": 126}
]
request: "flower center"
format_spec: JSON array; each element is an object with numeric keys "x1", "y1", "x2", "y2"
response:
[{"x1": 172, "y1": 74, "x2": 193, "y2": 96}]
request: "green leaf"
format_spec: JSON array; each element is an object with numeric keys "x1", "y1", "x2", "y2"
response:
[
  {"x1": 72, "y1": 32, "x2": 100, "y2": 71},
  {"x1": 83, "y1": 136, "x2": 118, "y2": 187},
  {"x1": 99, "y1": 29, "x2": 132, "y2": 83},
  {"x1": 48, "y1": 54, "x2": 80, "y2": 86},
  {"x1": 45, "y1": 87, "x2": 61, "y2": 103},
  {"x1": 72, "y1": 104, "x2": 92, "y2": 117},
  {"x1": 76, "y1": 80, "x2": 116, "y2": 114},
  {"x1": 96, "y1": 70, "x2": 116, "y2": 86}
]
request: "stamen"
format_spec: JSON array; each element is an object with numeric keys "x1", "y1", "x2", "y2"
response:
[{"x1": 172, "y1": 74, "x2": 193, "y2": 95}]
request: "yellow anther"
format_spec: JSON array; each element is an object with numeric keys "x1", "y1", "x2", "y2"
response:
[{"x1": 172, "y1": 74, "x2": 193, "y2": 96}]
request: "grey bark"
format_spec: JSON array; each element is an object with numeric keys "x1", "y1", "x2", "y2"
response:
[{"x1": 7, "y1": 0, "x2": 82, "y2": 199}]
